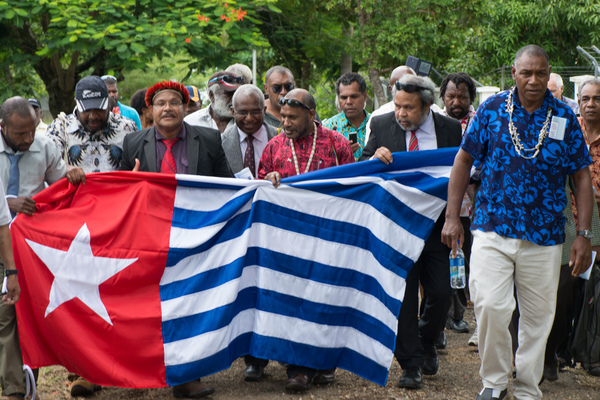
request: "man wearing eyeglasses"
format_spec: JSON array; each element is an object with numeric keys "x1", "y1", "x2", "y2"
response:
[
  {"x1": 256, "y1": 89, "x2": 353, "y2": 392},
  {"x1": 360, "y1": 74, "x2": 462, "y2": 391},
  {"x1": 119, "y1": 80, "x2": 232, "y2": 180},
  {"x1": 221, "y1": 85, "x2": 277, "y2": 179},
  {"x1": 47, "y1": 76, "x2": 138, "y2": 175},
  {"x1": 184, "y1": 71, "x2": 244, "y2": 133},
  {"x1": 263, "y1": 66, "x2": 295, "y2": 128}
]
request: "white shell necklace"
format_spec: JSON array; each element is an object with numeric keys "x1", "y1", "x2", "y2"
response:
[
  {"x1": 506, "y1": 87, "x2": 552, "y2": 160},
  {"x1": 289, "y1": 122, "x2": 318, "y2": 175}
]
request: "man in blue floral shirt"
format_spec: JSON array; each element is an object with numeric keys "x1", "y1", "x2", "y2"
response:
[
  {"x1": 442, "y1": 45, "x2": 593, "y2": 400},
  {"x1": 323, "y1": 73, "x2": 370, "y2": 160}
]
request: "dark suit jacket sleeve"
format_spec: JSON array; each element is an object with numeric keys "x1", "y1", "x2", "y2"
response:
[
  {"x1": 118, "y1": 130, "x2": 139, "y2": 171},
  {"x1": 359, "y1": 112, "x2": 391, "y2": 161},
  {"x1": 211, "y1": 132, "x2": 234, "y2": 178},
  {"x1": 432, "y1": 113, "x2": 463, "y2": 148}
]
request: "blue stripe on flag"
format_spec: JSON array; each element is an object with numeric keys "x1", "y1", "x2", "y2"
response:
[
  {"x1": 167, "y1": 201, "x2": 416, "y2": 277},
  {"x1": 161, "y1": 248, "x2": 402, "y2": 312},
  {"x1": 162, "y1": 287, "x2": 395, "y2": 347},
  {"x1": 171, "y1": 190, "x2": 255, "y2": 229},
  {"x1": 281, "y1": 147, "x2": 458, "y2": 184},
  {"x1": 165, "y1": 333, "x2": 390, "y2": 386}
]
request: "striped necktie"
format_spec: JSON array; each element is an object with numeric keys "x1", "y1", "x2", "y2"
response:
[{"x1": 408, "y1": 130, "x2": 419, "y2": 151}]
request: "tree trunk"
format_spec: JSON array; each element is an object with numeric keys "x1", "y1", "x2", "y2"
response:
[
  {"x1": 33, "y1": 53, "x2": 80, "y2": 117},
  {"x1": 368, "y1": 68, "x2": 386, "y2": 109},
  {"x1": 301, "y1": 59, "x2": 311, "y2": 89},
  {"x1": 340, "y1": 27, "x2": 353, "y2": 75}
]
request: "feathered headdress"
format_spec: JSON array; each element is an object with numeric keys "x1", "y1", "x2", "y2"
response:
[{"x1": 145, "y1": 81, "x2": 190, "y2": 107}]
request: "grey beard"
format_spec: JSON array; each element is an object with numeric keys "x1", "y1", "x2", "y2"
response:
[{"x1": 212, "y1": 95, "x2": 233, "y2": 119}]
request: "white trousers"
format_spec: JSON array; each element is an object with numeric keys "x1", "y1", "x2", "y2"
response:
[{"x1": 470, "y1": 231, "x2": 561, "y2": 400}]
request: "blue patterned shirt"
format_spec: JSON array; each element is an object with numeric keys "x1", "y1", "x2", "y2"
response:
[
  {"x1": 323, "y1": 110, "x2": 370, "y2": 160},
  {"x1": 462, "y1": 88, "x2": 591, "y2": 246}
]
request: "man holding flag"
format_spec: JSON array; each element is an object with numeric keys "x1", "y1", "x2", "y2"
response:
[
  {"x1": 361, "y1": 74, "x2": 462, "y2": 390},
  {"x1": 257, "y1": 88, "x2": 354, "y2": 391},
  {"x1": 0, "y1": 96, "x2": 84, "y2": 399}
]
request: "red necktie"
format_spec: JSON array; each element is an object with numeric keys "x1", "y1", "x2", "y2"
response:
[
  {"x1": 408, "y1": 130, "x2": 419, "y2": 152},
  {"x1": 243, "y1": 134, "x2": 256, "y2": 178},
  {"x1": 161, "y1": 138, "x2": 179, "y2": 174}
]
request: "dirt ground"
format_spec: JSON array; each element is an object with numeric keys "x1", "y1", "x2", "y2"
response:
[{"x1": 33, "y1": 309, "x2": 600, "y2": 400}]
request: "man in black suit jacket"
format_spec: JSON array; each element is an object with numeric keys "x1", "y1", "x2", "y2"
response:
[
  {"x1": 118, "y1": 80, "x2": 231, "y2": 399},
  {"x1": 119, "y1": 80, "x2": 232, "y2": 181},
  {"x1": 360, "y1": 75, "x2": 462, "y2": 390}
]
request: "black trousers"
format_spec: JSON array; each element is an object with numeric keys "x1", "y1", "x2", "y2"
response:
[{"x1": 394, "y1": 216, "x2": 453, "y2": 369}]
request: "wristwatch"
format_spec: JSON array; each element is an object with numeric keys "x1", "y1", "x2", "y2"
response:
[
  {"x1": 3, "y1": 269, "x2": 18, "y2": 277},
  {"x1": 577, "y1": 230, "x2": 594, "y2": 240}
]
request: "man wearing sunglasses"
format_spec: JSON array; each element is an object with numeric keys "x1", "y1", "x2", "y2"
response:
[
  {"x1": 323, "y1": 72, "x2": 370, "y2": 160},
  {"x1": 185, "y1": 71, "x2": 244, "y2": 133},
  {"x1": 256, "y1": 89, "x2": 353, "y2": 392},
  {"x1": 263, "y1": 66, "x2": 296, "y2": 128},
  {"x1": 360, "y1": 74, "x2": 462, "y2": 391}
]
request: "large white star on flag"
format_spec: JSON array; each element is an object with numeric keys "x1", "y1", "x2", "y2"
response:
[{"x1": 26, "y1": 223, "x2": 138, "y2": 326}]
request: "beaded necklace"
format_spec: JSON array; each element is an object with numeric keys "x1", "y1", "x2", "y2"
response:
[
  {"x1": 289, "y1": 122, "x2": 318, "y2": 175},
  {"x1": 506, "y1": 87, "x2": 552, "y2": 160}
]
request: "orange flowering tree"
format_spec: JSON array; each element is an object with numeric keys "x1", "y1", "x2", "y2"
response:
[{"x1": 0, "y1": 0, "x2": 280, "y2": 115}]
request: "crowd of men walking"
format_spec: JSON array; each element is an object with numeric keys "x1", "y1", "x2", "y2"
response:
[{"x1": 0, "y1": 43, "x2": 598, "y2": 400}]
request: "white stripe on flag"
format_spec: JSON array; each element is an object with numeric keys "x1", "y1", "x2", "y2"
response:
[
  {"x1": 161, "y1": 223, "x2": 406, "y2": 300},
  {"x1": 169, "y1": 184, "x2": 428, "y2": 262},
  {"x1": 163, "y1": 309, "x2": 393, "y2": 369},
  {"x1": 161, "y1": 265, "x2": 400, "y2": 332}
]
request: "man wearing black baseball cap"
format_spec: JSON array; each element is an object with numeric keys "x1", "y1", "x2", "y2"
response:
[
  {"x1": 27, "y1": 98, "x2": 47, "y2": 136},
  {"x1": 46, "y1": 75, "x2": 138, "y2": 176},
  {"x1": 184, "y1": 71, "x2": 244, "y2": 133}
]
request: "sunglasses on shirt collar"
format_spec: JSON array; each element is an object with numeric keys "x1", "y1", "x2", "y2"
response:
[
  {"x1": 271, "y1": 83, "x2": 294, "y2": 94},
  {"x1": 278, "y1": 97, "x2": 312, "y2": 110},
  {"x1": 208, "y1": 75, "x2": 245, "y2": 86},
  {"x1": 395, "y1": 81, "x2": 429, "y2": 93}
]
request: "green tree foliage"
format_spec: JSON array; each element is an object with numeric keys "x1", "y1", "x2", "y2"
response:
[
  {"x1": 322, "y1": 0, "x2": 484, "y2": 104},
  {"x1": 455, "y1": 0, "x2": 600, "y2": 77},
  {"x1": 254, "y1": 0, "x2": 349, "y2": 89},
  {"x1": 0, "y1": 0, "x2": 277, "y2": 116}
]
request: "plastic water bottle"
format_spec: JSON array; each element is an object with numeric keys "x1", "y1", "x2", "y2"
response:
[{"x1": 449, "y1": 242, "x2": 466, "y2": 289}]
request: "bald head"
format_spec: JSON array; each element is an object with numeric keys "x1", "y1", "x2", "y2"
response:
[
  {"x1": 389, "y1": 66, "x2": 416, "y2": 92},
  {"x1": 286, "y1": 88, "x2": 316, "y2": 110},
  {"x1": 280, "y1": 89, "x2": 316, "y2": 140}
]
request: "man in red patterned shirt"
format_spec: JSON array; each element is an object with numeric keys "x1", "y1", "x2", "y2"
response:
[
  {"x1": 256, "y1": 89, "x2": 353, "y2": 391},
  {"x1": 258, "y1": 89, "x2": 353, "y2": 187}
]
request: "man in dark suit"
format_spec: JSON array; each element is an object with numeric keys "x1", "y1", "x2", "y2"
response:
[
  {"x1": 118, "y1": 80, "x2": 231, "y2": 398},
  {"x1": 222, "y1": 84, "x2": 277, "y2": 179},
  {"x1": 119, "y1": 80, "x2": 232, "y2": 181},
  {"x1": 360, "y1": 74, "x2": 462, "y2": 390}
]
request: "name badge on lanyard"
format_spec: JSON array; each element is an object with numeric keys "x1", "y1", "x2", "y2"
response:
[{"x1": 549, "y1": 116, "x2": 567, "y2": 141}]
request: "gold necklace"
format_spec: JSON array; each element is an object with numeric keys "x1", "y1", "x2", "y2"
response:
[
  {"x1": 289, "y1": 122, "x2": 318, "y2": 175},
  {"x1": 506, "y1": 87, "x2": 552, "y2": 160}
]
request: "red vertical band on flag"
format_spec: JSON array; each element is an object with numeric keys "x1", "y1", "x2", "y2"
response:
[{"x1": 12, "y1": 172, "x2": 178, "y2": 388}]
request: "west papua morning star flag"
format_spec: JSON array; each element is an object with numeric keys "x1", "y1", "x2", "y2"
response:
[{"x1": 11, "y1": 147, "x2": 458, "y2": 388}]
